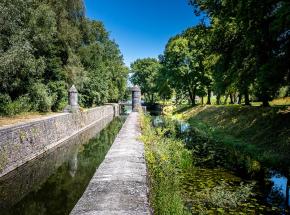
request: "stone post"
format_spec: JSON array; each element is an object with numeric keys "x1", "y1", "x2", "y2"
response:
[
  {"x1": 69, "y1": 85, "x2": 78, "y2": 107},
  {"x1": 132, "y1": 85, "x2": 141, "y2": 112},
  {"x1": 64, "y1": 85, "x2": 79, "y2": 112}
]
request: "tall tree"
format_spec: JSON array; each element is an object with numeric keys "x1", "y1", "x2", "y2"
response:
[
  {"x1": 189, "y1": 0, "x2": 290, "y2": 106},
  {"x1": 162, "y1": 25, "x2": 210, "y2": 106},
  {"x1": 130, "y1": 58, "x2": 161, "y2": 104},
  {"x1": 0, "y1": 0, "x2": 128, "y2": 115}
]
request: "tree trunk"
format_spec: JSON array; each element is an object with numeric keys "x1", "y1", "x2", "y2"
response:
[
  {"x1": 261, "y1": 91, "x2": 270, "y2": 107},
  {"x1": 207, "y1": 88, "x2": 211, "y2": 105},
  {"x1": 201, "y1": 97, "x2": 204, "y2": 105},
  {"x1": 238, "y1": 94, "x2": 242, "y2": 104},
  {"x1": 216, "y1": 94, "x2": 221, "y2": 105},
  {"x1": 224, "y1": 94, "x2": 229, "y2": 105},
  {"x1": 262, "y1": 99, "x2": 270, "y2": 107},
  {"x1": 233, "y1": 93, "x2": 237, "y2": 103},
  {"x1": 151, "y1": 94, "x2": 154, "y2": 104},
  {"x1": 190, "y1": 96, "x2": 195, "y2": 106},
  {"x1": 188, "y1": 86, "x2": 196, "y2": 106},
  {"x1": 230, "y1": 94, "x2": 234, "y2": 104},
  {"x1": 244, "y1": 88, "x2": 250, "y2": 106},
  {"x1": 245, "y1": 93, "x2": 251, "y2": 105}
]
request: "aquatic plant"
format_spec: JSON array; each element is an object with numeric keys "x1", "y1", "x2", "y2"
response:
[{"x1": 192, "y1": 182, "x2": 254, "y2": 209}]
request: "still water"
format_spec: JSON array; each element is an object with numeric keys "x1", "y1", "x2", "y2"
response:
[
  {"x1": 153, "y1": 116, "x2": 289, "y2": 214},
  {"x1": 0, "y1": 116, "x2": 125, "y2": 215}
]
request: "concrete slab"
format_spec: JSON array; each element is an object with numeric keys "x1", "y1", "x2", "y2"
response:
[{"x1": 70, "y1": 112, "x2": 150, "y2": 215}]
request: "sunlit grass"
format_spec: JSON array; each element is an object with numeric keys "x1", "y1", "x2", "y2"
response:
[
  {"x1": 271, "y1": 97, "x2": 290, "y2": 106},
  {"x1": 0, "y1": 112, "x2": 55, "y2": 127}
]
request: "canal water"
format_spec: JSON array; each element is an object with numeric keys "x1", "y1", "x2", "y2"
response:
[
  {"x1": 0, "y1": 116, "x2": 125, "y2": 215},
  {"x1": 153, "y1": 116, "x2": 289, "y2": 214}
]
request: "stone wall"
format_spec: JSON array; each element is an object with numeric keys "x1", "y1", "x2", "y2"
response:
[
  {"x1": 0, "y1": 113, "x2": 116, "y2": 209},
  {"x1": 0, "y1": 104, "x2": 119, "y2": 177}
]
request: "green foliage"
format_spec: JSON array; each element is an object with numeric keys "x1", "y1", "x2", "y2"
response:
[
  {"x1": 141, "y1": 114, "x2": 265, "y2": 214},
  {"x1": 130, "y1": 58, "x2": 162, "y2": 104},
  {"x1": 140, "y1": 114, "x2": 191, "y2": 215},
  {"x1": 133, "y1": 1, "x2": 289, "y2": 107},
  {"x1": 47, "y1": 81, "x2": 68, "y2": 112},
  {"x1": 184, "y1": 105, "x2": 290, "y2": 170},
  {"x1": 29, "y1": 83, "x2": 53, "y2": 112},
  {"x1": 0, "y1": 0, "x2": 128, "y2": 115},
  {"x1": 162, "y1": 25, "x2": 210, "y2": 106},
  {"x1": 0, "y1": 95, "x2": 31, "y2": 116},
  {"x1": 188, "y1": 0, "x2": 290, "y2": 106}
]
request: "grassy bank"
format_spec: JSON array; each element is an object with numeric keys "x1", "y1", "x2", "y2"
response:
[
  {"x1": 140, "y1": 114, "x2": 191, "y2": 215},
  {"x1": 178, "y1": 105, "x2": 290, "y2": 171},
  {"x1": 140, "y1": 114, "x2": 266, "y2": 214}
]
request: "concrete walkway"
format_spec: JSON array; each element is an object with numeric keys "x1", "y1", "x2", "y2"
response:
[{"x1": 70, "y1": 112, "x2": 150, "y2": 215}]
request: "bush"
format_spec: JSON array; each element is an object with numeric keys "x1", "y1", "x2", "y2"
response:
[
  {"x1": 0, "y1": 94, "x2": 12, "y2": 115},
  {"x1": 47, "y1": 81, "x2": 68, "y2": 112},
  {"x1": 29, "y1": 83, "x2": 52, "y2": 112},
  {"x1": 0, "y1": 94, "x2": 31, "y2": 116}
]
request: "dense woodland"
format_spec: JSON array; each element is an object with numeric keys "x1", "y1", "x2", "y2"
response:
[
  {"x1": 0, "y1": 0, "x2": 128, "y2": 116},
  {"x1": 131, "y1": 0, "x2": 290, "y2": 106}
]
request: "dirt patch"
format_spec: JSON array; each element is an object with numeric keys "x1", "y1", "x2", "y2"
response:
[{"x1": 0, "y1": 112, "x2": 56, "y2": 127}]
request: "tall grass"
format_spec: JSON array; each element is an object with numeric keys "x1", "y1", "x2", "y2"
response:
[{"x1": 140, "y1": 114, "x2": 191, "y2": 215}]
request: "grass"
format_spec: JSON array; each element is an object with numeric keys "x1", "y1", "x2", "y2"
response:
[
  {"x1": 0, "y1": 112, "x2": 56, "y2": 127},
  {"x1": 141, "y1": 113, "x2": 261, "y2": 214},
  {"x1": 140, "y1": 114, "x2": 191, "y2": 215},
  {"x1": 179, "y1": 105, "x2": 290, "y2": 170},
  {"x1": 271, "y1": 97, "x2": 290, "y2": 106}
]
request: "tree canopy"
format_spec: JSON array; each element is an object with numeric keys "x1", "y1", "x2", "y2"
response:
[
  {"x1": 130, "y1": 58, "x2": 162, "y2": 104},
  {"x1": 189, "y1": 0, "x2": 290, "y2": 106},
  {"x1": 0, "y1": 0, "x2": 128, "y2": 115},
  {"x1": 130, "y1": 0, "x2": 289, "y2": 107}
]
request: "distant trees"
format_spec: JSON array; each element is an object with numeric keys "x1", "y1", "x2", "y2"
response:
[
  {"x1": 162, "y1": 25, "x2": 210, "y2": 106},
  {"x1": 0, "y1": 0, "x2": 128, "y2": 116},
  {"x1": 130, "y1": 58, "x2": 161, "y2": 104},
  {"x1": 130, "y1": 57, "x2": 174, "y2": 104},
  {"x1": 189, "y1": 0, "x2": 290, "y2": 106},
  {"x1": 131, "y1": 0, "x2": 290, "y2": 107}
]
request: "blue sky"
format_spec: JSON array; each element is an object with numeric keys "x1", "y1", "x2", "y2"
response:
[{"x1": 84, "y1": 0, "x2": 202, "y2": 67}]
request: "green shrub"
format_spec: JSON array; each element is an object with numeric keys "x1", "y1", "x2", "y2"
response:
[
  {"x1": 29, "y1": 83, "x2": 52, "y2": 112},
  {"x1": 0, "y1": 94, "x2": 12, "y2": 115},
  {"x1": 0, "y1": 94, "x2": 31, "y2": 116},
  {"x1": 47, "y1": 81, "x2": 68, "y2": 112}
]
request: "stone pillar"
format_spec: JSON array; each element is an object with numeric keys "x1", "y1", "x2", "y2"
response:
[
  {"x1": 69, "y1": 85, "x2": 78, "y2": 107},
  {"x1": 64, "y1": 85, "x2": 79, "y2": 112},
  {"x1": 132, "y1": 85, "x2": 141, "y2": 112}
]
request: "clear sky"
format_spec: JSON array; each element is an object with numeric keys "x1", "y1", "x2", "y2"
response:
[{"x1": 84, "y1": 0, "x2": 202, "y2": 67}]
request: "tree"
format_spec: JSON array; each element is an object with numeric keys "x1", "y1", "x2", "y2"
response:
[
  {"x1": 162, "y1": 25, "x2": 210, "y2": 106},
  {"x1": 189, "y1": 0, "x2": 290, "y2": 106},
  {"x1": 130, "y1": 58, "x2": 161, "y2": 104},
  {"x1": 0, "y1": 0, "x2": 128, "y2": 115}
]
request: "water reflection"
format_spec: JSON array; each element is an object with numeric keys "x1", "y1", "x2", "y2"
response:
[
  {"x1": 68, "y1": 149, "x2": 79, "y2": 178},
  {"x1": 0, "y1": 116, "x2": 125, "y2": 215},
  {"x1": 152, "y1": 116, "x2": 290, "y2": 214},
  {"x1": 267, "y1": 171, "x2": 290, "y2": 210}
]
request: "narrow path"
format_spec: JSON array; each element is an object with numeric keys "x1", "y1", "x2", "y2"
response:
[{"x1": 70, "y1": 112, "x2": 150, "y2": 215}]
